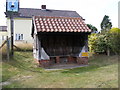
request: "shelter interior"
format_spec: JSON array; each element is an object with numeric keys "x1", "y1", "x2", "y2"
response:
[{"x1": 38, "y1": 32, "x2": 89, "y2": 64}]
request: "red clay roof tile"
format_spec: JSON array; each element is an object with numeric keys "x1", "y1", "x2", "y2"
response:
[{"x1": 34, "y1": 16, "x2": 91, "y2": 32}]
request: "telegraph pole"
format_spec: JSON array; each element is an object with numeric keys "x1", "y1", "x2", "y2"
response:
[{"x1": 10, "y1": 11, "x2": 14, "y2": 57}]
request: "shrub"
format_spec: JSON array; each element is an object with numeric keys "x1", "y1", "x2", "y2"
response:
[
  {"x1": 88, "y1": 27, "x2": 120, "y2": 55},
  {"x1": 109, "y1": 28, "x2": 120, "y2": 55}
]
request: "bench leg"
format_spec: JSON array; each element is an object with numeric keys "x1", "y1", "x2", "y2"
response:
[{"x1": 56, "y1": 56, "x2": 60, "y2": 64}]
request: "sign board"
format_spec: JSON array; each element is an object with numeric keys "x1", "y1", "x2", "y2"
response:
[
  {"x1": 81, "y1": 52, "x2": 88, "y2": 57},
  {"x1": 6, "y1": 0, "x2": 19, "y2": 12}
]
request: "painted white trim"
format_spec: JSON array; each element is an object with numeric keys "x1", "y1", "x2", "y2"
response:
[
  {"x1": 33, "y1": 16, "x2": 37, "y2": 35},
  {"x1": 79, "y1": 46, "x2": 88, "y2": 57},
  {"x1": 41, "y1": 48, "x2": 50, "y2": 60},
  {"x1": 79, "y1": 46, "x2": 85, "y2": 57}
]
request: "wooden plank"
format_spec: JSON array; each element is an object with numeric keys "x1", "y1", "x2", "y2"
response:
[{"x1": 38, "y1": 32, "x2": 88, "y2": 57}]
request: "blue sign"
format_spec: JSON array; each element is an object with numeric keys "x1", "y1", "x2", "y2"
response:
[{"x1": 6, "y1": 0, "x2": 19, "y2": 12}]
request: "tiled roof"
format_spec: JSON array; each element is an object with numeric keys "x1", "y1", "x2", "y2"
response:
[
  {"x1": 19, "y1": 8, "x2": 81, "y2": 18},
  {"x1": 5, "y1": 8, "x2": 82, "y2": 18},
  {"x1": 34, "y1": 16, "x2": 91, "y2": 32}
]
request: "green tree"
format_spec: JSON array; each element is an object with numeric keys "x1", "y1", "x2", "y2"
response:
[
  {"x1": 89, "y1": 27, "x2": 120, "y2": 55},
  {"x1": 109, "y1": 28, "x2": 120, "y2": 55},
  {"x1": 89, "y1": 33, "x2": 107, "y2": 54},
  {"x1": 100, "y1": 15, "x2": 112, "y2": 31},
  {"x1": 88, "y1": 33, "x2": 98, "y2": 52},
  {"x1": 87, "y1": 24, "x2": 98, "y2": 33}
]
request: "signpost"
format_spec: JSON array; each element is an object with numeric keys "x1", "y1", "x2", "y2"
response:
[{"x1": 6, "y1": 0, "x2": 19, "y2": 57}]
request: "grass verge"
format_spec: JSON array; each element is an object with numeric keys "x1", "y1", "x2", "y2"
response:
[{"x1": 1, "y1": 51, "x2": 118, "y2": 88}]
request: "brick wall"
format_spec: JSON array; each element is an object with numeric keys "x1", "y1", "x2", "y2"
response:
[
  {"x1": 76, "y1": 57, "x2": 88, "y2": 65},
  {"x1": 38, "y1": 60, "x2": 52, "y2": 68},
  {"x1": 37, "y1": 56, "x2": 88, "y2": 68}
]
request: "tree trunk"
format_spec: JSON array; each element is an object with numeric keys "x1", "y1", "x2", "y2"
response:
[{"x1": 107, "y1": 47, "x2": 110, "y2": 56}]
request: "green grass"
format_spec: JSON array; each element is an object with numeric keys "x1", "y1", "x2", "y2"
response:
[{"x1": 1, "y1": 51, "x2": 118, "y2": 88}]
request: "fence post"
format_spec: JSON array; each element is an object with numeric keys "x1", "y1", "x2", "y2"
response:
[{"x1": 7, "y1": 36, "x2": 10, "y2": 61}]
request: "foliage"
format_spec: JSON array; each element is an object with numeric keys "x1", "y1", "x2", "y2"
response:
[
  {"x1": 94, "y1": 34, "x2": 107, "y2": 53},
  {"x1": 89, "y1": 27, "x2": 120, "y2": 55},
  {"x1": 89, "y1": 33, "x2": 107, "y2": 53},
  {"x1": 108, "y1": 28, "x2": 120, "y2": 54},
  {"x1": 87, "y1": 24, "x2": 98, "y2": 33},
  {"x1": 109, "y1": 27, "x2": 120, "y2": 33},
  {"x1": 88, "y1": 33, "x2": 98, "y2": 52},
  {"x1": 100, "y1": 15, "x2": 112, "y2": 31}
]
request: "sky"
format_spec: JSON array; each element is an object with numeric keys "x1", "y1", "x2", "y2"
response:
[{"x1": 0, "y1": 0, "x2": 119, "y2": 31}]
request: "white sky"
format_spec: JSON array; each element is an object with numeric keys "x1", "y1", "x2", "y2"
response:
[{"x1": 0, "y1": 0, "x2": 119, "y2": 31}]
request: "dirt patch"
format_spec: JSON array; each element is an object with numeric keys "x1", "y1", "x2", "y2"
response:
[
  {"x1": 45, "y1": 64, "x2": 88, "y2": 70},
  {"x1": 1, "y1": 75, "x2": 33, "y2": 87}
]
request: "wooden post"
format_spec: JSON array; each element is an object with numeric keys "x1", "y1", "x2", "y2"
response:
[
  {"x1": 7, "y1": 36, "x2": 10, "y2": 61},
  {"x1": 107, "y1": 46, "x2": 110, "y2": 56},
  {"x1": 56, "y1": 56, "x2": 60, "y2": 64},
  {"x1": 67, "y1": 56, "x2": 72, "y2": 63},
  {"x1": 10, "y1": 12, "x2": 14, "y2": 57}
]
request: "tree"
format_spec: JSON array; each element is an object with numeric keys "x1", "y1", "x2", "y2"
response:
[
  {"x1": 88, "y1": 33, "x2": 98, "y2": 52},
  {"x1": 87, "y1": 24, "x2": 98, "y2": 33},
  {"x1": 88, "y1": 33, "x2": 107, "y2": 54},
  {"x1": 89, "y1": 27, "x2": 120, "y2": 55},
  {"x1": 109, "y1": 28, "x2": 120, "y2": 55},
  {"x1": 100, "y1": 15, "x2": 112, "y2": 31}
]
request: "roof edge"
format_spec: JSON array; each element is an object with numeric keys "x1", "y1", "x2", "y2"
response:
[{"x1": 19, "y1": 8, "x2": 78, "y2": 12}]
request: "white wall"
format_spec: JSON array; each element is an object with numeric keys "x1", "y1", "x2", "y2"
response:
[
  {"x1": 0, "y1": 32, "x2": 8, "y2": 45},
  {"x1": 7, "y1": 18, "x2": 33, "y2": 44}
]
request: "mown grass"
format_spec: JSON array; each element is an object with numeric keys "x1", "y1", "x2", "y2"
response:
[
  {"x1": 1, "y1": 51, "x2": 118, "y2": 88},
  {"x1": 2, "y1": 51, "x2": 43, "y2": 82}
]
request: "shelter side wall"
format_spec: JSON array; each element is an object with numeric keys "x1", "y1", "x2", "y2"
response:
[
  {"x1": 33, "y1": 34, "x2": 40, "y2": 60},
  {"x1": 79, "y1": 36, "x2": 89, "y2": 57}
]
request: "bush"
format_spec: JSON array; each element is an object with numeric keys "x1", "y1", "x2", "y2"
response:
[
  {"x1": 88, "y1": 33, "x2": 97, "y2": 52},
  {"x1": 88, "y1": 28, "x2": 120, "y2": 55},
  {"x1": 89, "y1": 33, "x2": 107, "y2": 54},
  {"x1": 109, "y1": 28, "x2": 120, "y2": 55}
]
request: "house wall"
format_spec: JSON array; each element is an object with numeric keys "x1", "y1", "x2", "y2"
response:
[
  {"x1": 0, "y1": 32, "x2": 8, "y2": 45},
  {"x1": 7, "y1": 18, "x2": 33, "y2": 45}
]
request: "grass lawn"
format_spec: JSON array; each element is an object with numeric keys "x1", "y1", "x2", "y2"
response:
[{"x1": 1, "y1": 51, "x2": 118, "y2": 88}]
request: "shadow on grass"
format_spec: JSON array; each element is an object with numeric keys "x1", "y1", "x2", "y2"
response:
[
  {"x1": 3, "y1": 51, "x2": 118, "y2": 75},
  {"x1": 2, "y1": 52, "x2": 43, "y2": 82},
  {"x1": 62, "y1": 54, "x2": 118, "y2": 74},
  {"x1": 2, "y1": 51, "x2": 43, "y2": 73},
  {"x1": 89, "y1": 54, "x2": 118, "y2": 66},
  {"x1": 62, "y1": 65, "x2": 99, "y2": 74}
]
